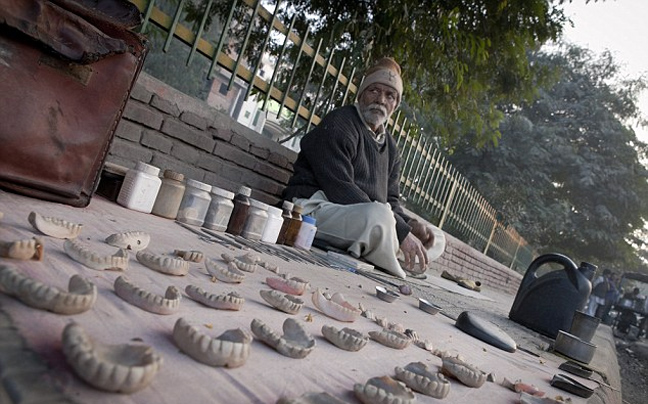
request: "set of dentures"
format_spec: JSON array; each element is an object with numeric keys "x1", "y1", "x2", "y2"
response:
[{"x1": 1, "y1": 210, "x2": 496, "y2": 401}]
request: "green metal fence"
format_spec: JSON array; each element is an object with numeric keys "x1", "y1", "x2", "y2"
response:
[{"x1": 129, "y1": 0, "x2": 535, "y2": 271}]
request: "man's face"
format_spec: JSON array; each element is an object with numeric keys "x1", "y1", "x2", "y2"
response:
[{"x1": 358, "y1": 83, "x2": 399, "y2": 131}]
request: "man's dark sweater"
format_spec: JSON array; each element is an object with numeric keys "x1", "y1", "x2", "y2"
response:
[{"x1": 282, "y1": 105, "x2": 412, "y2": 242}]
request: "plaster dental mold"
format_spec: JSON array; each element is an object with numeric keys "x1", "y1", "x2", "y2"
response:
[
  {"x1": 260, "y1": 261, "x2": 279, "y2": 273},
  {"x1": 311, "y1": 289, "x2": 361, "y2": 322},
  {"x1": 28, "y1": 211, "x2": 82, "y2": 239},
  {"x1": 205, "y1": 259, "x2": 245, "y2": 283},
  {"x1": 413, "y1": 339, "x2": 434, "y2": 352},
  {"x1": 368, "y1": 329, "x2": 411, "y2": 350},
  {"x1": 266, "y1": 275, "x2": 309, "y2": 295},
  {"x1": 321, "y1": 325, "x2": 368, "y2": 352},
  {"x1": 353, "y1": 376, "x2": 416, "y2": 404},
  {"x1": 136, "y1": 250, "x2": 189, "y2": 276},
  {"x1": 0, "y1": 265, "x2": 96, "y2": 314},
  {"x1": 105, "y1": 231, "x2": 150, "y2": 251},
  {"x1": 0, "y1": 237, "x2": 43, "y2": 261},
  {"x1": 276, "y1": 392, "x2": 351, "y2": 404},
  {"x1": 394, "y1": 361, "x2": 451, "y2": 399},
  {"x1": 250, "y1": 318, "x2": 315, "y2": 359},
  {"x1": 62, "y1": 322, "x2": 162, "y2": 393},
  {"x1": 114, "y1": 276, "x2": 181, "y2": 315},
  {"x1": 64, "y1": 239, "x2": 129, "y2": 271},
  {"x1": 259, "y1": 289, "x2": 304, "y2": 315},
  {"x1": 221, "y1": 252, "x2": 259, "y2": 272},
  {"x1": 441, "y1": 356, "x2": 486, "y2": 388},
  {"x1": 185, "y1": 285, "x2": 244, "y2": 311},
  {"x1": 173, "y1": 317, "x2": 252, "y2": 368},
  {"x1": 174, "y1": 249, "x2": 204, "y2": 263}
]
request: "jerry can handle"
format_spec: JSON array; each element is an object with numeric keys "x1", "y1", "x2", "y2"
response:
[{"x1": 520, "y1": 253, "x2": 578, "y2": 291}]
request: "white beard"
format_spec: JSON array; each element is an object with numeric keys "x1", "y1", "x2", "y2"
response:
[{"x1": 360, "y1": 103, "x2": 389, "y2": 128}]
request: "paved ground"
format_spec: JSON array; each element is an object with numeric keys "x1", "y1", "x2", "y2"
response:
[{"x1": 0, "y1": 190, "x2": 623, "y2": 403}]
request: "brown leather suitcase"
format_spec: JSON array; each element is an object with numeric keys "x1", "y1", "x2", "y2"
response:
[{"x1": 0, "y1": 0, "x2": 148, "y2": 207}]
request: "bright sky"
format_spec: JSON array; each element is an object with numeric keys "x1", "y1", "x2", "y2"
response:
[{"x1": 559, "y1": 0, "x2": 648, "y2": 141}]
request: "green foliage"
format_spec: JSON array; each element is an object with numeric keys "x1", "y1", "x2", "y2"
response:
[
  {"x1": 171, "y1": 0, "x2": 571, "y2": 145},
  {"x1": 447, "y1": 45, "x2": 648, "y2": 271},
  {"x1": 279, "y1": 0, "x2": 568, "y2": 146}
]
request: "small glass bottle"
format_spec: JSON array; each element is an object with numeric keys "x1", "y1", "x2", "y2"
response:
[
  {"x1": 294, "y1": 215, "x2": 317, "y2": 250},
  {"x1": 226, "y1": 186, "x2": 252, "y2": 236},
  {"x1": 275, "y1": 200, "x2": 294, "y2": 244},
  {"x1": 117, "y1": 161, "x2": 162, "y2": 213},
  {"x1": 241, "y1": 199, "x2": 269, "y2": 241},
  {"x1": 282, "y1": 204, "x2": 304, "y2": 246},
  {"x1": 203, "y1": 186, "x2": 235, "y2": 231},
  {"x1": 261, "y1": 205, "x2": 284, "y2": 243},
  {"x1": 176, "y1": 179, "x2": 212, "y2": 226},
  {"x1": 151, "y1": 170, "x2": 185, "y2": 219}
]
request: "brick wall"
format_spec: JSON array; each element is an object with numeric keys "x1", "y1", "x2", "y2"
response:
[
  {"x1": 108, "y1": 72, "x2": 523, "y2": 295},
  {"x1": 107, "y1": 72, "x2": 296, "y2": 206}
]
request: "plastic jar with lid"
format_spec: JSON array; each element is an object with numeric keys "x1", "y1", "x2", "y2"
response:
[
  {"x1": 176, "y1": 179, "x2": 212, "y2": 226},
  {"x1": 226, "y1": 186, "x2": 252, "y2": 236},
  {"x1": 261, "y1": 205, "x2": 284, "y2": 243},
  {"x1": 282, "y1": 204, "x2": 304, "y2": 246},
  {"x1": 275, "y1": 200, "x2": 295, "y2": 244},
  {"x1": 117, "y1": 161, "x2": 162, "y2": 213},
  {"x1": 294, "y1": 215, "x2": 317, "y2": 250},
  {"x1": 241, "y1": 199, "x2": 269, "y2": 241},
  {"x1": 203, "y1": 186, "x2": 235, "y2": 231},
  {"x1": 151, "y1": 170, "x2": 185, "y2": 219}
]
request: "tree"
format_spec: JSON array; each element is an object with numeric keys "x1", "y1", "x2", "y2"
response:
[
  {"x1": 275, "y1": 0, "x2": 569, "y2": 146},
  {"x1": 447, "y1": 45, "x2": 648, "y2": 270},
  {"x1": 175, "y1": 0, "x2": 570, "y2": 145}
]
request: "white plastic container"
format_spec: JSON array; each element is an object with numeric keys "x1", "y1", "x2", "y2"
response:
[
  {"x1": 203, "y1": 186, "x2": 235, "y2": 231},
  {"x1": 261, "y1": 205, "x2": 284, "y2": 243},
  {"x1": 117, "y1": 162, "x2": 162, "y2": 213},
  {"x1": 241, "y1": 199, "x2": 269, "y2": 241},
  {"x1": 294, "y1": 215, "x2": 317, "y2": 250},
  {"x1": 176, "y1": 179, "x2": 212, "y2": 226}
]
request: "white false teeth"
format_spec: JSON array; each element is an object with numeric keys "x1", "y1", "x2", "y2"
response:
[
  {"x1": 28, "y1": 211, "x2": 82, "y2": 239},
  {"x1": 105, "y1": 231, "x2": 150, "y2": 251},
  {"x1": 64, "y1": 239, "x2": 128, "y2": 271},
  {"x1": 114, "y1": 276, "x2": 181, "y2": 315},
  {"x1": 321, "y1": 325, "x2": 368, "y2": 352},
  {"x1": 173, "y1": 317, "x2": 252, "y2": 368},
  {"x1": 250, "y1": 318, "x2": 315, "y2": 359},
  {"x1": 0, "y1": 237, "x2": 43, "y2": 261},
  {"x1": 259, "y1": 289, "x2": 303, "y2": 314},
  {"x1": 354, "y1": 376, "x2": 416, "y2": 404},
  {"x1": 395, "y1": 361, "x2": 451, "y2": 399},
  {"x1": 205, "y1": 259, "x2": 245, "y2": 283},
  {"x1": 185, "y1": 285, "x2": 244, "y2": 311},
  {"x1": 0, "y1": 265, "x2": 96, "y2": 314},
  {"x1": 136, "y1": 250, "x2": 189, "y2": 276},
  {"x1": 62, "y1": 322, "x2": 162, "y2": 393},
  {"x1": 311, "y1": 289, "x2": 361, "y2": 322}
]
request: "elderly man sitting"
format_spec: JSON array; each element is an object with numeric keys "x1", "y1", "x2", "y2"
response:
[{"x1": 282, "y1": 57, "x2": 436, "y2": 279}]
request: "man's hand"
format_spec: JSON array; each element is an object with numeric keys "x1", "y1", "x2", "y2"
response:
[
  {"x1": 408, "y1": 219, "x2": 435, "y2": 249},
  {"x1": 400, "y1": 232, "x2": 428, "y2": 273}
]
